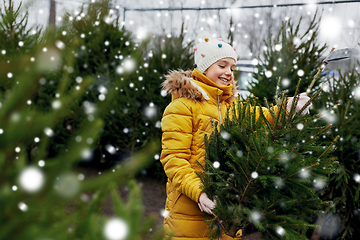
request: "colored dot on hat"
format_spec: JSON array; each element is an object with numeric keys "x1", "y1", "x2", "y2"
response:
[
  {"x1": 204, "y1": 38, "x2": 209, "y2": 42},
  {"x1": 193, "y1": 47, "x2": 197, "y2": 51},
  {"x1": 201, "y1": 53, "x2": 205, "y2": 57},
  {"x1": 218, "y1": 43, "x2": 222, "y2": 48}
]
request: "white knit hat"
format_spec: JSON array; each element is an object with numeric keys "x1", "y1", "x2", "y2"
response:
[{"x1": 193, "y1": 33, "x2": 237, "y2": 73}]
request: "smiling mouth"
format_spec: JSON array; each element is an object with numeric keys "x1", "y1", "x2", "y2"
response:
[{"x1": 219, "y1": 77, "x2": 229, "y2": 83}]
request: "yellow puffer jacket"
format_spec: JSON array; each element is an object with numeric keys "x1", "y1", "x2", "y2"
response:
[{"x1": 160, "y1": 69, "x2": 275, "y2": 239}]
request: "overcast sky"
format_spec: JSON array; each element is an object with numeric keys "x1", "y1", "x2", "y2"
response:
[{"x1": 6, "y1": 0, "x2": 360, "y2": 58}]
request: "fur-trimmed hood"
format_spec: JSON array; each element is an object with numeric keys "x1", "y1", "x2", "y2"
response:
[{"x1": 161, "y1": 69, "x2": 237, "y2": 103}]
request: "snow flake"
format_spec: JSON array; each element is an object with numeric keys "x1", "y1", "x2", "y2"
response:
[
  {"x1": 104, "y1": 218, "x2": 129, "y2": 240},
  {"x1": 354, "y1": 86, "x2": 360, "y2": 100},
  {"x1": 15, "y1": 147, "x2": 21, "y2": 153},
  {"x1": 52, "y1": 100, "x2": 62, "y2": 109},
  {"x1": 55, "y1": 173, "x2": 79, "y2": 198},
  {"x1": 144, "y1": 104, "x2": 157, "y2": 119},
  {"x1": 81, "y1": 148, "x2": 92, "y2": 160},
  {"x1": 354, "y1": 173, "x2": 360, "y2": 183},
  {"x1": 1, "y1": 50, "x2": 5, "y2": 55},
  {"x1": 0, "y1": 129, "x2": 3, "y2": 134},
  {"x1": 38, "y1": 160, "x2": 45, "y2": 167},
  {"x1": 160, "y1": 90, "x2": 167, "y2": 97},
  {"x1": 19, "y1": 167, "x2": 44, "y2": 193},
  {"x1": 7, "y1": 72, "x2": 13, "y2": 78},
  {"x1": 276, "y1": 226, "x2": 285, "y2": 236},
  {"x1": 320, "y1": 17, "x2": 341, "y2": 39},
  {"x1": 251, "y1": 172, "x2": 259, "y2": 179},
  {"x1": 250, "y1": 211, "x2": 261, "y2": 222},
  {"x1": 154, "y1": 154, "x2": 160, "y2": 160},
  {"x1": 282, "y1": 78, "x2": 290, "y2": 87},
  {"x1": 297, "y1": 69, "x2": 304, "y2": 77},
  {"x1": 106, "y1": 145, "x2": 116, "y2": 155},
  {"x1": 78, "y1": 174, "x2": 85, "y2": 181},
  {"x1": 300, "y1": 168, "x2": 310, "y2": 179},
  {"x1": 221, "y1": 131, "x2": 230, "y2": 140},
  {"x1": 12, "y1": 185, "x2": 18, "y2": 191},
  {"x1": 98, "y1": 94, "x2": 106, "y2": 101},
  {"x1": 213, "y1": 161, "x2": 220, "y2": 169},
  {"x1": 18, "y1": 202, "x2": 28, "y2": 212},
  {"x1": 123, "y1": 58, "x2": 135, "y2": 72},
  {"x1": 265, "y1": 70, "x2": 272, "y2": 78},
  {"x1": 314, "y1": 178, "x2": 326, "y2": 190},
  {"x1": 75, "y1": 136, "x2": 82, "y2": 142},
  {"x1": 98, "y1": 85, "x2": 108, "y2": 94},
  {"x1": 296, "y1": 123, "x2": 304, "y2": 130},
  {"x1": 44, "y1": 127, "x2": 54, "y2": 137},
  {"x1": 55, "y1": 40, "x2": 65, "y2": 50}
]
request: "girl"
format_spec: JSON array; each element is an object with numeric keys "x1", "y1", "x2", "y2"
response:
[{"x1": 160, "y1": 33, "x2": 310, "y2": 239}]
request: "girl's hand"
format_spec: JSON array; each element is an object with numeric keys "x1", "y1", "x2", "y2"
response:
[
  {"x1": 198, "y1": 192, "x2": 216, "y2": 215},
  {"x1": 287, "y1": 92, "x2": 312, "y2": 116}
]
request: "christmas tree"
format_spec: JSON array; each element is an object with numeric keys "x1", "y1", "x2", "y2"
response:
[
  {"x1": 0, "y1": 1, "x2": 167, "y2": 239},
  {"x1": 250, "y1": 11, "x2": 327, "y2": 106},
  {"x1": 312, "y1": 65, "x2": 360, "y2": 239},
  {"x1": 199, "y1": 79, "x2": 338, "y2": 239},
  {"x1": 0, "y1": 0, "x2": 42, "y2": 91}
]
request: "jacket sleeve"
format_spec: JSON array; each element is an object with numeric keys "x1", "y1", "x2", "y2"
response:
[{"x1": 160, "y1": 99, "x2": 202, "y2": 203}]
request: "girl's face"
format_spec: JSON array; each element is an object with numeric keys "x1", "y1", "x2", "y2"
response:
[{"x1": 203, "y1": 58, "x2": 236, "y2": 87}]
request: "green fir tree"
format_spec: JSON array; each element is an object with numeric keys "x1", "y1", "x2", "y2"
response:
[
  {"x1": 0, "y1": 0, "x2": 42, "y2": 91},
  {"x1": 0, "y1": 7, "x2": 166, "y2": 240},
  {"x1": 250, "y1": 12, "x2": 327, "y2": 106},
  {"x1": 312, "y1": 66, "x2": 360, "y2": 239},
  {"x1": 199, "y1": 80, "x2": 338, "y2": 239}
]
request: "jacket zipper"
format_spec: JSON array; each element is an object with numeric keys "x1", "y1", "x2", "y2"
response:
[{"x1": 218, "y1": 95, "x2": 222, "y2": 124}]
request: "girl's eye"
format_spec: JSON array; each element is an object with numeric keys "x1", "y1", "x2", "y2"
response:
[
  {"x1": 231, "y1": 69, "x2": 234, "y2": 72},
  {"x1": 219, "y1": 65, "x2": 225, "y2": 68}
]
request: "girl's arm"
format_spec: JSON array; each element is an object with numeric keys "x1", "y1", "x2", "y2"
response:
[{"x1": 160, "y1": 99, "x2": 203, "y2": 203}]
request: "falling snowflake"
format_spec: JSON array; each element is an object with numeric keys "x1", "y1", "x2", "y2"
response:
[
  {"x1": 265, "y1": 70, "x2": 272, "y2": 78},
  {"x1": 81, "y1": 148, "x2": 92, "y2": 160},
  {"x1": 300, "y1": 168, "x2": 310, "y2": 179},
  {"x1": 106, "y1": 145, "x2": 116, "y2": 155},
  {"x1": 44, "y1": 127, "x2": 54, "y2": 137},
  {"x1": 354, "y1": 173, "x2": 360, "y2": 183},
  {"x1": 220, "y1": 131, "x2": 230, "y2": 140},
  {"x1": 251, "y1": 172, "x2": 259, "y2": 179},
  {"x1": 250, "y1": 211, "x2": 262, "y2": 222},
  {"x1": 55, "y1": 173, "x2": 79, "y2": 198},
  {"x1": 297, "y1": 69, "x2": 304, "y2": 77},
  {"x1": 276, "y1": 226, "x2": 285, "y2": 236},
  {"x1": 297, "y1": 123, "x2": 304, "y2": 130},
  {"x1": 213, "y1": 161, "x2": 220, "y2": 168},
  {"x1": 19, "y1": 167, "x2": 45, "y2": 193},
  {"x1": 52, "y1": 100, "x2": 62, "y2": 109},
  {"x1": 314, "y1": 178, "x2": 326, "y2": 190},
  {"x1": 18, "y1": 202, "x2": 28, "y2": 212},
  {"x1": 103, "y1": 218, "x2": 129, "y2": 240}
]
